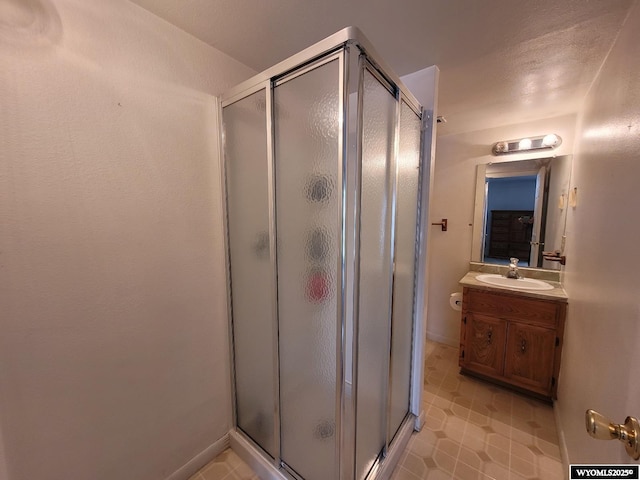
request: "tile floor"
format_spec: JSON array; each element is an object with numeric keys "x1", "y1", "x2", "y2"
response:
[
  {"x1": 191, "y1": 340, "x2": 565, "y2": 480},
  {"x1": 391, "y1": 340, "x2": 565, "y2": 480},
  {"x1": 188, "y1": 448, "x2": 259, "y2": 480}
]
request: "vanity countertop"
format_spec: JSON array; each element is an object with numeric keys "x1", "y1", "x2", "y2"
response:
[{"x1": 459, "y1": 271, "x2": 568, "y2": 302}]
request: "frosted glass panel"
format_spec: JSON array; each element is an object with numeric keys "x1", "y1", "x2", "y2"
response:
[
  {"x1": 388, "y1": 101, "x2": 421, "y2": 441},
  {"x1": 223, "y1": 91, "x2": 276, "y2": 456},
  {"x1": 275, "y1": 59, "x2": 340, "y2": 480},
  {"x1": 355, "y1": 69, "x2": 396, "y2": 480}
]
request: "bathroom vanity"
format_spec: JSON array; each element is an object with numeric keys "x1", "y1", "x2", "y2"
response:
[{"x1": 458, "y1": 271, "x2": 568, "y2": 401}]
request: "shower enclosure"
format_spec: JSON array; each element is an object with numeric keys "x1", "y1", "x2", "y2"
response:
[{"x1": 220, "y1": 27, "x2": 430, "y2": 480}]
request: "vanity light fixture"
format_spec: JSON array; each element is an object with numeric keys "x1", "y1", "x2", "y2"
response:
[{"x1": 492, "y1": 134, "x2": 562, "y2": 155}]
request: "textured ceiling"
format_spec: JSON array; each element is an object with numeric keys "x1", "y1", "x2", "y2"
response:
[{"x1": 129, "y1": 0, "x2": 634, "y2": 136}]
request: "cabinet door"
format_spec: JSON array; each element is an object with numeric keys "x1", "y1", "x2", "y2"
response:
[
  {"x1": 504, "y1": 323, "x2": 556, "y2": 394},
  {"x1": 462, "y1": 313, "x2": 506, "y2": 377}
]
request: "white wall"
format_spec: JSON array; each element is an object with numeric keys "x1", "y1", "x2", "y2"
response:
[
  {"x1": 425, "y1": 114, "x2": 576, "y2": 346},
  {"x1": 556, "y1": 0, "x2": 640, "y2": 464},
  {"x1": 0, "y1": 1, "x2": 254, "y2": 479}
]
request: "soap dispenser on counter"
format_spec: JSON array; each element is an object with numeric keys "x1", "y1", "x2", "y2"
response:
[{"x1": 506, "y1": 257, "x2": 521, "y2": 279}]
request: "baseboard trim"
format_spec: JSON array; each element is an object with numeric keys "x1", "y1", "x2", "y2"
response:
[
  {"x1": 426, "y1": 331, "x2": 458, "y2": 347},
  {"x1": 229, "y1": 430, "x2": 288, "y2": 480},
  {"x1": 553, "y1": 400, "x2": 570, "y2": 471},
  {"x1": 165, "y1": 434, "x2": 229, "y2": 480},
  {"x1": 414, "y1": 410, "x2": 426, "y2": 431},
  {"x1": 372, "y1": 414, "x2": 416, "y2": 480}
]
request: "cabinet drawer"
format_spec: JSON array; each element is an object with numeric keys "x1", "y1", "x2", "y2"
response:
[{"x1": 464, "y1": 288, "x2": 560, "y2": 327}]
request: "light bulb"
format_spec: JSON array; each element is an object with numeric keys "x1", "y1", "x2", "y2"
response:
[
  {"x1": 493, "y1": 142, "x2": 508, "y2": 154},
  {"x1": 542, "y1": 134, "x2": 559, "y2": 147},
  {"x1": 518, "y1": 138, "x2": 532, "y2": 150}
]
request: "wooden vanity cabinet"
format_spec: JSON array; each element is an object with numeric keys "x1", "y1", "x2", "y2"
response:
[{"x1": 459, "y1": 286, "x2": 566, "y2": 400}]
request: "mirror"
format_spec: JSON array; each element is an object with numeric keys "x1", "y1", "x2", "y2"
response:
[{"x1": 471, "y1": 155, "x2": 572, "y2": 270}]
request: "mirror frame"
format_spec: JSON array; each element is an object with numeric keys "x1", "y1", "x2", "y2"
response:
[{"x1": 471, "y1": 155, "x2": 572, "y2": 270}]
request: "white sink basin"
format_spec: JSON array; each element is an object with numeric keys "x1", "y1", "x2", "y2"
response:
[{"x1": 475, "y1": 274, "x2": 554, "y2": 291}]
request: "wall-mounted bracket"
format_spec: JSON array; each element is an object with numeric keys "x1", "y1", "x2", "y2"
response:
[{"x1": 431, "y1": 218, "x2": 447, "y2": 231}]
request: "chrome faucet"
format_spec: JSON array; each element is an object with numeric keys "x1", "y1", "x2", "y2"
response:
[{"x1": 506, "y1": 257, "x2": 521, "y2": 279}]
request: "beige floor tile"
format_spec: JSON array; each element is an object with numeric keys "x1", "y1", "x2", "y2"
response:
[
  {"x1": 432, "y1": 449, "x2": 457, "y2": 475},
  {"x1": 402, "y1": 451, "x2": 427, "y2": 478},
  {"x1": 224, "y1": 450, "x2": 246, "y2": 469},
  {"x1": 451, "y1": 400, "x2": 472, "y2": 420},
  {"x1": 436, "y1": 437, "x2": 461, "y2": 459},
  {"x1": 444, "y1": 415, "x2": 467, "y2": 442},
  {"x1": 457, "y1": 445, "x2": 484, "y2": 470},
  {"x1": 425, "y1": 384, "x2": 440, "y2": 397},
  {"x1": 465, "y1": 422, "x2": 487, "y2": 439},
  {"x1": 201, "y1": 341, "x2": 566, "y2": 480},
  {"x1": 538, "y1": 455, "x2": 565, "y2": 478},
  {"x1": 510, "y1": 440, "x2": 537, "y2": 464},
  {"x1": 391, "y1": 465, "x2": 422, "y2": 480},
  {"x1": 457, "y1": 381, "x2": 478, "y2": 400},
  {"x1": 532, "y1": 404, "x2": 556, "y2": 428},
  {"x1": 480, "y1": 461, "x2": 512, "y2": 480},
  {"x1": 533, "y1": 437, "x2": 562, "y2": 460},
  {"x1": 486, "y1": 444, "x2": 510, "y2": 469},
  {"x1": 509, "y1": 455, "x2": 537, "y2": 478},
  {"x1": 430, "y1": 393, "x2": 455, "y2": 410},
  {"x1": 468, "y1": 408, "x2": 492, "y2": 427},
  {"x1": 427, "y1": 370, "x2": 447, "y2": 386},
  {"x1": 454, "y1": 461, "x2": 484, "y2": 480},
  {"x1": 423, "y1": 390, "x2": 437, "y2": 405},
  {"x1": 486, "y1": 432, "x2": 511, "y2": 453},
  {"x1": 491, "y1": 392, "x2": 514, "y2": 411},
  {"x1": 410, "y1": 437, "x2": 437, "y2": 457},
  {"x1": 473, "y1": 387, "x2": 498, "y2": 405},
  {"x1": 226, "y1": 472, "x2": 258, "y2": 480},
  {"x1": 233, "y1": 461, "x2": 257, "y2": 480},
  {"x1": 511, "y1": 416, "x2": 537, "y2": 436},
  {"x1": 490, "y1": 410, "x2": 513, "y2": 427},
  {"x1": 460, "y1": 428, "x2": 487, "y2": 453},
  {"x1": 200, "y1": 462, "x2": 232, "y2": 480},
  {"x1": 415, "y1": 427, "x2": 441, "y2": 447},
  {"x1": 511, "y1": 402, "x2": 534, "y2": 422},
  {"x1": 432, "y1": 389, "x2": 457, "y2": 407},
  {"x1": 510, "y1": 426, "x2": 534, "y2": 446},
  {"x1": 488, "y1": 417, "x2": 512, "y2": 438},
  {"x1": 534, "y1": 426, "x2": 560, "y2": 445},
  {"x1": 425, "y1": 405, "x2": 448, "y2": 430},
  {"x1": 425, "y1": 467, "x2": 458, "y2": 480}
]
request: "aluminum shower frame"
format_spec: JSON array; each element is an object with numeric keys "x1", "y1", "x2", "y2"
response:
[{"x1": 220, "y1": 26, "x2": 428, "y2": 480}]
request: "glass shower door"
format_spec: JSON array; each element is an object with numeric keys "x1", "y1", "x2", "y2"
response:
[
  {"x1": 223, "y1": 89, "x2": 277, "y2": 456},
  {"x1": 388, "y1": 100, "x2": 422, "y2": 441},
  {"x1": 274, "y1": 57, "x2": 341, "y2": 480},
  {"x1": 355, "y1": 66, "x2": 397, "y2": 480}
]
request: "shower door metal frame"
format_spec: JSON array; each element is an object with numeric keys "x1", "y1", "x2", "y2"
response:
[
  {"x1": 220, "y1": 79, "x2": 282, "y2": 467},
  {"x1": 350, "y1": 57, "x2": 400, "y2": 480},
  {"x1": 351, "y1": 57, "x2": 425, "y2": 480},
  {"x1": 272, "y1": 50, "x2": 346, "y2": 480},
  {"x1": 220, "y1": 26, "x2": 428, "y2": 480}
]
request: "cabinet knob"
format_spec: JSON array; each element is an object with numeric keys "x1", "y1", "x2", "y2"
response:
[
  {"x1": 487, "y1": 330, "x2": 492, "y2": 345},
  {"x1": 521, "y1": 339, "x2": 526, "y2": 353}
]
